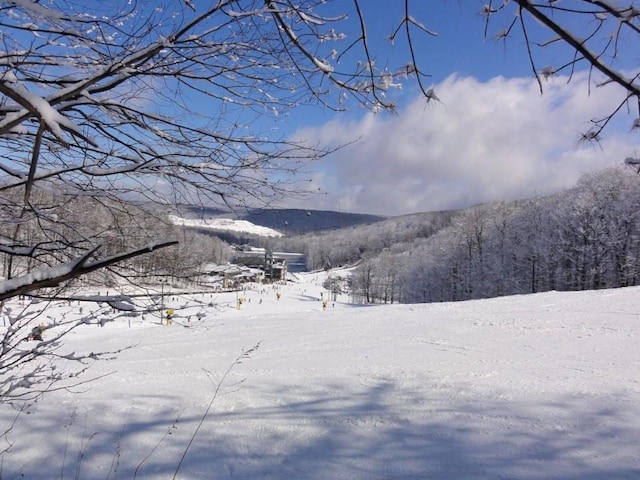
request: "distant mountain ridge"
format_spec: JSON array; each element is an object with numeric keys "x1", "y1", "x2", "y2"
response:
[{"x1": 176, "y1": 206, "x2": 387, "y2": 235}]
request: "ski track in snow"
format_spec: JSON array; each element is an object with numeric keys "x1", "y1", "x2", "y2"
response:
[{"x1": 1, "y1": 272, "x2": 639, "y2": 479}]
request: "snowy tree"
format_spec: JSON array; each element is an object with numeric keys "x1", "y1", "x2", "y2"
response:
[{"x1": 351, "y1": 256, "x2": 375, "y2": 303}]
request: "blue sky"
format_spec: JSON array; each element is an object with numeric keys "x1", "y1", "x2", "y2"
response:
[
  {"x1": 270, "y1": 1, "x2": 637, "y2": 216},
  {"x1": 2, "y1": 1, "x2": 633, "y2": 218}
]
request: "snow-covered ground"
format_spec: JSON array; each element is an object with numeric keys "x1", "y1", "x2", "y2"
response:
[
  {"x1": 168, "y1": 215, "x2": 284, "y2": 237},
  {"x1": 1, "y1": 271, "x2": 639, "y2": 479}
]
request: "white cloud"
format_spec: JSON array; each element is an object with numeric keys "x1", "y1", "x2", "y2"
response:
[{"x1": 287, "y1": 73, "x2": 635, "y2": 216}]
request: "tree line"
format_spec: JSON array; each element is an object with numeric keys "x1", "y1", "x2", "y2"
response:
[{"x1": 277, "y1": 167, "x2": 640, "y2": 304}]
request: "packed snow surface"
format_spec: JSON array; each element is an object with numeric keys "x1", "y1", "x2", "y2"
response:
[{"x1": 1, "y1": 270, "x2": 639, "y2": 479}]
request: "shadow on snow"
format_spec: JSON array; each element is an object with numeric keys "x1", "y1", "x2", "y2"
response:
[{"x1": 1, "y1": 378, "x2": 638, "y2": 479}]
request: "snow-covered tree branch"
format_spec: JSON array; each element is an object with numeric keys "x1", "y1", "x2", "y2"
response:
[
  {"x1": 0, "y1": 240, "x2": 178, "y2": 303},
  {"x1": 484, "y1": 0, "x2": 640, "y2": 142}
]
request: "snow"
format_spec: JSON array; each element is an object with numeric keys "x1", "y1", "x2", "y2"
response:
[
  {"x1": 168, "y1": 214, "x2": 284, "y2": 237},
  {"x1": 7, "y1": 0, "x2": 64, "y2": 19},
  {"x1": 1, "y1": 272, "x2": 640, "y2": 479},
  {"x1": 0, "y1": 79, "x2": 97, "y2": 147},
  {"x1": 0, "y1": 259, "x2": 80, "y2": 299}
]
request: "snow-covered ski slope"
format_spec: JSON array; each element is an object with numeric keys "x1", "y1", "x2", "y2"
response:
[{"x1": 1, "y1": 270, "x2": 639, "y2": 479}]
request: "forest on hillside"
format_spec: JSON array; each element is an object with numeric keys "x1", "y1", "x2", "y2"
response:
[
  {"x1": 0, "y1": 191, "x2": 231, "y2": 288},
  {"x1": 5, "y1": 167, "x2": 639, "y2": 304},
  {"x1": 272, "y1": 167, "x2": 640, "y2": 304}
]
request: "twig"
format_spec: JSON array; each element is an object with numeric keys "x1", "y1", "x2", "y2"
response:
[
  {"x1": 171, "y1": 343, "x2": 261, "y2": 479},
  {"x1": 133, "y1": 409, "x2": 184, "y2": 479}
]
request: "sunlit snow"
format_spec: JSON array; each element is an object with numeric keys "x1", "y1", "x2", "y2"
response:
[
  {"x1": 0, "y1": 270, "x2": 639, "y2": 479},
  {"x1": 168, "y1": 215, "x2": 284, "y2": 237}
]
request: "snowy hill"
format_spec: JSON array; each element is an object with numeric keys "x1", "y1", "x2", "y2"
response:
[
  {"x1": 168, "y1": 214, "x2": 284, "y2": 237},
  {"x1": 1, "y1": 274, "x2": 639, "y2": 479}
]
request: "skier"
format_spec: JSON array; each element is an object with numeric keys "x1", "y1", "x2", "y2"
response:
[{"x1": 29, "y1": 325, "x2": 44, "y2": 341}]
